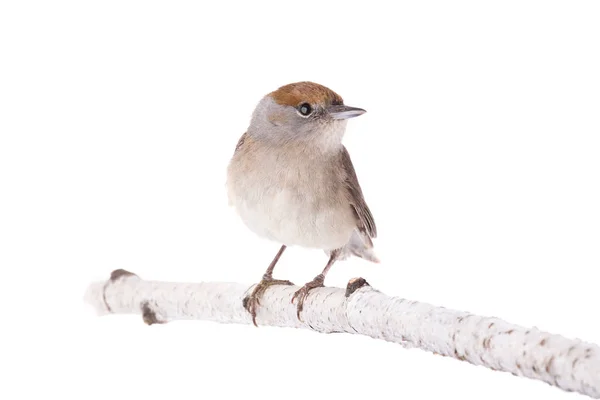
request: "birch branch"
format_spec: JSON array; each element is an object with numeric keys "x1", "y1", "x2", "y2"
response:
[{"x1": 85, "y1": 269, "x2": 600, "y2": 398}]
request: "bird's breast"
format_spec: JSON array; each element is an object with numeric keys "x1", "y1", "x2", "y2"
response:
[{"x1": 227, "y1": 146, "x2": 355, "y2": 249}]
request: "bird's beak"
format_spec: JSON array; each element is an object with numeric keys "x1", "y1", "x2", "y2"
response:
[{"x1": 327, "y1": 105, "x2": 366, "y2": 120}]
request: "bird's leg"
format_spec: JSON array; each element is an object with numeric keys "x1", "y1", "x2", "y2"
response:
[
  {"x1": 291, "y1": 249, "x2": 341, "y2": 320},
  {"x1": 243, "y1": 245, "x2": 293, "y2": 326}
]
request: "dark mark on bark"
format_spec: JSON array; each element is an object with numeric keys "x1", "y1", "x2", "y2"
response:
[
  {"x1": 102, "y1": 281, "x2": 112, "y2": 313},
  {"x1": 483, "y1": 337, "x2": 491, "y2": 349},
  {"x1": 540, "y1": 338, "x2": 547, "y2": 346},
  {"x1": 453, "y1": 349, "x2": 466, "y2": 361},
  {"x1": 323, "y1": 292, "x2": 336, "y2": 304},
  {"x1": 567, "y1": 345, "x2": 576, "y2": 355},
  {"x1": 506, "y1": 329, "x2": 514, "y2": 335},
  {"x1": 516, "y1": 362, "x2": 522, "y2": 369},
  {"x1": 488, "y1": 322, "x2": 495, "y2": 329},
  {"x1": 573, "y1": 358, "x2": 579, "y2": 368},
  {"x1": 532, "y1": 365, "x2": 538, "y2": 373},
  {"x1": 345, "y1": 277, "x2": 369, "y2": 297},
  {"x1": 141, "y1": 301, "x2": 164, "y2": 325},
  {"x1": 546, "y1": 356, "x2": 555, "y2": 373}
]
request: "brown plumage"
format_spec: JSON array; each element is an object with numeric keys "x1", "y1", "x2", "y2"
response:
[
  {"x1": 341, "y1": 146, "x2": 377, "y2": 239},
  {"x1": 270, "y1": 81, "x2": 344, "y2": 108}
]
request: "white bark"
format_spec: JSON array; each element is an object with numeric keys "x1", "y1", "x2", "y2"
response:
[{"x1": 85, "y1": 269, "x2": 600, "y2": 398}]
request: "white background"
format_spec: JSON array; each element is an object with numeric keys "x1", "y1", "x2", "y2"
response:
[{"x1": 1, "y1": 1, "x2": 599, "y2": 399}]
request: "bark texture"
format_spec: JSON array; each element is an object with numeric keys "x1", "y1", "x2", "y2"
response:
[{"x1": 85, "y1": 269, "x2": 600, "y2": 398}]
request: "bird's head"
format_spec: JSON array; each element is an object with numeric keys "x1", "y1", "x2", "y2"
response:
[{"x1": 247, "y1": 81, "x2": 366, "y2": 151}]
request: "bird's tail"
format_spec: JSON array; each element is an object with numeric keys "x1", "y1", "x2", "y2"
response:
[{"x1": 339, "y1": 229, "x2": 380, "y2": 263}]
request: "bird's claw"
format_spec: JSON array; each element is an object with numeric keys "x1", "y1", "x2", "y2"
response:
[
  {"x1": 243, "y1": 278, "x2": 293, "y2": 327},
  {"x1": 291, "y1": 274, "x2": 325, "y2": 321}
]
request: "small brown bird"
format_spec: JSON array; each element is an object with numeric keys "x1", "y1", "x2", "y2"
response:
[{"x1": 226, "y1": 81, "x2": 378, "y2": 324}]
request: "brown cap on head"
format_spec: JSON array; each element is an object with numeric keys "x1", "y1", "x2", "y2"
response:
[{"x1": 269, "y1": 81, "x2": 344, "y2": 107}]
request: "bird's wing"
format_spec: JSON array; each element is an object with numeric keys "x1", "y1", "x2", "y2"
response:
[{"x1": 341, "y1": 146, "x2": 377, "y2": 238}]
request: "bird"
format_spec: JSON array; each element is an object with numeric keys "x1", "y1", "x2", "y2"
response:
[{"x1": 226, "y1": 81, "x2": 378, "y2": 325}]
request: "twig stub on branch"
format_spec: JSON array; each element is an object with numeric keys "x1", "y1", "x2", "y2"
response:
[
  {"x1": 110, "y1": 268, "x2": 137, "y2": 281},
  {"x1": 141, "y1": 301, "x2": 165, "y2": 325},
  {"x1": 345, "y1": 277, "x2": 370, "y2": 297}
]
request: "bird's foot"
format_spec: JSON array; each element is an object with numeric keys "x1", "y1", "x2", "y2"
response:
[
  {"x1": 291, "y1": 274, "x2": 325, "y2": 321},
  {"x1": 243, "y1": 276, "x2": 293, "y2": 327}
]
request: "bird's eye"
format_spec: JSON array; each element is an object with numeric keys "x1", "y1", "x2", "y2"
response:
[{"x1": 298, "y1": 103, "x2": 312, "y2": 116}]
